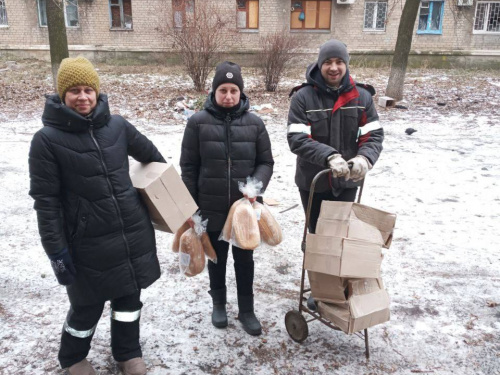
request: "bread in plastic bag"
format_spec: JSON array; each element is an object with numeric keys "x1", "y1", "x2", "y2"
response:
[
  {"x1": 201, "y1": 232, "x2": 217, "y2": 263},
  {"x1": 172, "y1": 221, "x2": 190, "y2": 253},
  {"x1": 220, "y1": 198, "x2": 243, "y2": 242},
  {"x1": 253, "y1": 201, "x2": 282, "y2": 246},
  {"x1": 179, "y1": 228, "x2": 206, "y2": 277},
  {"x1": 232, "y1": 199, "x2": 261, "y2": 250}
]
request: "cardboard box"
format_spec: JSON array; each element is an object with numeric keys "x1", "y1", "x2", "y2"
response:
[
  {"x1": 317, "y1": 278, "x2": 390, "y2": 334},
  {"x1": 318, "y1": 201, "x2": 396, "y2": 248},
  {"x1": 307, "y1": 271, "x2": 348, "y2": 304},
  {"x1": 305, "y1": 234, "x2": 382, "y2": 279},
  {"x1": 130, "y1": 162, "x2": 198, "y2": 233}
]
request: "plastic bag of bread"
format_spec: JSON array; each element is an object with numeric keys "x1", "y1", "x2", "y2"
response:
[
  {"x1": 179, "y1": 213, "x2": 217, "y2": 276},
  {"x1": 171, "y1": 221, "x2": 190, "y2": 253},
  {"x1": 219, "y1": 177, "x2": 262, "y2": 250},
  {"x1": 252, "y1": 201, "x2": 282, "y2": 246}
]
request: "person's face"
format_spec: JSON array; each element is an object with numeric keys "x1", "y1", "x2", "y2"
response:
[
  {"x1": 64, "y1": 86, "x2": 97, "y2": 116},
  {"x1": 320, "y1": 58, "x2": 347, "y2": 87},
  {"x1": 215, "y1": 83, "x2": 241, "y2": 108}
]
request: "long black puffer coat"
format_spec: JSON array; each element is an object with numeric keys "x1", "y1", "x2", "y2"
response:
[
  {"x1": 180, "y1": 93, "x2": 274, "y2": 232},
  {"x1": 29, "y1": 94, "x2": 165, "y2": 306}
]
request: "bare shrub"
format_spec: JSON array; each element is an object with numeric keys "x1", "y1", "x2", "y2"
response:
[
  {"x1": 257, "y1": 30, "x2": 304, "y2": 92},
  {"x1": 163, "y1": 1, "x2": 236, "y2": 92}
]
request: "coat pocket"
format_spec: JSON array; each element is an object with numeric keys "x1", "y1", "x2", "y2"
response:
[{"x1": 306, "y1": 110, "x2": 329, "y2": 141}]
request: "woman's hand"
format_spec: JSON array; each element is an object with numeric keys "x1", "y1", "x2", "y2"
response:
[{"x1": 186, "y1": 217, "x2": 195, "y2": 228}]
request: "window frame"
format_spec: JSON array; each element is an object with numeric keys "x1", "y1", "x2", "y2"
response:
[
  {"x1": 172, "y1": 0, "x2": 195, "y2": 29},
  {"x1": 0, "y1": 0, "x2": 8, "y2": 27},
  {"x1": 109, "y1": 0, "x2": 133, "y2": 30},
  {"x1": 290, "y1": 0, "x2": 332, "y2": 31},
  {"x1": 237, "y1": 0, "x2": 259, "y2": 30},
  {"x1": 363, "y1": 0, "x2": 388, "y2": 32},
  {"x1": 65, "y1": 0, "x2": 79, "y2": 28},
  {"x1": 473, "y1": 1, "x2": 500, "y2": 34},
  {"x1": 38, "y1": 0, "x2": 48, "y2": 27},
  {"x1": 416, "y1": 1, "x2": 444, "y2": 35}
]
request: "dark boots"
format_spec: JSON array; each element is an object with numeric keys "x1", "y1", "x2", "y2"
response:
[
  {"x1": 208, "y1": 287, "x2": 228, "y2": 328},
  {"x1": 237, "y1": 295, "x2": 262, "y2": 336}
]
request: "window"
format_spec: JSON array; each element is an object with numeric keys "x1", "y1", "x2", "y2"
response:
[
  {"x1": 37, "y1": 0, "x2": 79, "y2": 28},
  {"x1": 474, "y1": 1, "x2": 500, "y2": 33},
  {"x1": 65, "y1": 0, "x2": 79, "y2": 27},
  {"x1": 0, "y1": 0, "x2": 7, "y2": 26},
  {"x1": 109, "y1": 0, "x2": 133, "y2": 29},
  {"x1": 172, "y1": 0, "x2": 195, "y2": 28},
  {"x1": 417, "y1": 1, "x2": 444, "y2": 34},
  {"x1": 290, "y1": 1, "x2": 331, "y2": 30},
  {"x1": 364, "y1": 1, "x2": 387, "y2": 31},
  {"x1": 237, "y1": 0, "x2": 259, "y2": 29},
  {"x1": 38, "y1": 0, "x2": 47, "y2": 27}
]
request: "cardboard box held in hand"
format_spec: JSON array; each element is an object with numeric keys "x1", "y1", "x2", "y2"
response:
[
  {"x1": 130, "y1": 162, "x2": 198, "y2": 233},
  {"x1": 305, "y1": 201, "x2": 396, "y2": 279}
]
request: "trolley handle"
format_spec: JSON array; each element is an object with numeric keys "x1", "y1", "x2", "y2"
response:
[{"x1": 301, "y1": 164, "x2": 363, "y2": 247}]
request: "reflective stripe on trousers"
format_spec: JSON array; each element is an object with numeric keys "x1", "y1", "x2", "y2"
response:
[
  {"x1": 63, "y1": 321, "x2": 96, "y2": 339},
  {"x1": 111, "y1": 308, "x2": 141, "y2": 323}
]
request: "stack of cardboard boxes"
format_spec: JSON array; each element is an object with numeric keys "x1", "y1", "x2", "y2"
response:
[{"x1": 304, "y1": 201, "x2": 396, "y2": 334}]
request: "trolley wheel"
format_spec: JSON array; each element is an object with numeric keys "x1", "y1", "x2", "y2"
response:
[{"x1": 285, "y1": 310, "x2": 309, "y2": 343}]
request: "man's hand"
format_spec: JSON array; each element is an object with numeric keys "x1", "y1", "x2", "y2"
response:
[
  {"x1": 48, "y1": 248, "x2": 76, "y2": 286},
  {"x1": 348, "y1": 155, "x2": 372, "y2": 182},
  {"x1": 328, "y1": 154, "x2": 350, "y2": 180},
  {"x1": 186, "y1": 217, "x2": 195, "y2": 228}
]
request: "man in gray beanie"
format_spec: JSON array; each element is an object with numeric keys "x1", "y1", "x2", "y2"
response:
[{"x1": 286, "y1": 39, "x2": 384, "y2": 311}]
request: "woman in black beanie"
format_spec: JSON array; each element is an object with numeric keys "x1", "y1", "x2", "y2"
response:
[{"x1": 180, "y1": 61, "x2": 274, "y2": 336}]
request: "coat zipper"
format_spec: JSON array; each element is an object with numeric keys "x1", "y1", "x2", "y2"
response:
[
  {"x1": 225, "y1": 114, "x2": 232, "y2": 209},
  {"x1": 89, "y1": 124, "x2": 138, "y2": 290}
]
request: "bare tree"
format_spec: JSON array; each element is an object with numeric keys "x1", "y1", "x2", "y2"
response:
[
  {"x1": 257, "y1": 29, "x2": 304, "y2": 92},
  {"x1": 385, "y1": 0, "x2": 420, "y2": 101},
  {"x1": 46, "y1": 0, "x2": 69, "y2": 89},
  {"x1": 162, "y1": 1, "x2": 236, "y2": 92}
]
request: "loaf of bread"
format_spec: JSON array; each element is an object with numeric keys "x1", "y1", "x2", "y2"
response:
[
  {"x1": 232, "y1": 200, "x2": 260, "y2": 250},
  {"x1": 221, "y1": 199, "x2": 243, "y2": 241},
  {"x1": 179, "y1": 228, "x2": 206, "y2": 277},
  {"x1": 253, "y1": 201, "x2": 282, "y2": 246},
  {"x1": 201, "y1": 232, "x2": 217, "y2": 263},
  {"x1": 172, "y1": 221, "x2": 191, "y2": 253}
]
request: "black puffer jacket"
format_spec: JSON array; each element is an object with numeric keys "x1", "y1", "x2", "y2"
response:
[
  {"x1": 29, "y1": 94, "x2": 165, "y2": 306},
  {"x1": 288, "y1": 64, "x2": 384, "y2": 193},
  {"x1": 180, "y1": 93, "x2": 274, "y2": 232}
]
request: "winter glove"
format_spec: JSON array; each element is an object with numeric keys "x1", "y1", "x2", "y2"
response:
[
  {"x1": 348, "y1": 155, "x2": 373, "y2": 182},
  {"x1": 48, "y1": 248, "x2": 76, "y2": 286},
  {"x1": 327, "y1": 154, "x2": 350, "y2": 180}
]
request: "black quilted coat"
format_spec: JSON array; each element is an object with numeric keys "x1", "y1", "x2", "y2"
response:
[
  {"x1": 29, "y1": 94, "x2": 165, "y2": 306},
  {"x1": 180, "y1": 93, "x2": 274, "y2": 232}
]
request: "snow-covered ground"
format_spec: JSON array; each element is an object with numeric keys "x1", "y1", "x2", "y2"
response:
[{"x1": 0, "y1": 64, "x2": 499, "y2": 375}]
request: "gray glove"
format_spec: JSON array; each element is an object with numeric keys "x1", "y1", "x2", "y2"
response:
[
  {"x1": 327, "y1": 154, "x2": 350, "y2": 180},
  {"x1": 348, "y1": 155, "x2": 372, "y2": 182}
]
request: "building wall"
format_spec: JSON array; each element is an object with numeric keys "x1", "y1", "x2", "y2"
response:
[{"x1": 1, "y1": 0, "x2": 498, "y2": 65}]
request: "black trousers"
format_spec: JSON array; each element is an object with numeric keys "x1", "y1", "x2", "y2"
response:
[
  {"x1": 207, "y1": 231, "x2": 254, "y2": 296},
  {"x1": 299, "y1": 188, "x2": 358, "y2": 234},
  {"x1": 59, "y1": 291, "x2": 143, "y2": 368}
]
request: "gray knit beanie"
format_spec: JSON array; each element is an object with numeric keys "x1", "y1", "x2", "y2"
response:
[{"x1": 317, "y1": 39, "x2": 350, "y2": 69}]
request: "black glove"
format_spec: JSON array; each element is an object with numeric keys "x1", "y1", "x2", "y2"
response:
[{"x1": 48, "y1": 248, "x2": 76, "y2": 285}]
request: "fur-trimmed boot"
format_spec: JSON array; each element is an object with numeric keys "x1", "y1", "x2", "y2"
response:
[
  {"x1": 208, "y1": 287, "x2": 228, "y2": 328},
  {"x1": 237, "y1": 294, "x2": 262, "y2": 336}
]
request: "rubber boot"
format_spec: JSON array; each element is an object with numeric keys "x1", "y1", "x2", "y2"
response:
[
  {"x1": 307, "y1": 295, "x2": 317, "y2": 312},
  {"x1": 208, "y1": 287, "x2": 228, "y2": 328},
  {"x1": 237, "y1": 294, "x2": 262, "y2": 336}
]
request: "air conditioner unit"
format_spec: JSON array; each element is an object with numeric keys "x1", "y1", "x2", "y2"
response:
[
  {"x1": 457, "y1": 0, "x2": 473, "y2": 5},
  {"x1": 337, "y1": 0, "x2": 355, "y2": 4}
]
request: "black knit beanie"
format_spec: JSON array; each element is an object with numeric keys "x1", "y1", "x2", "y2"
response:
[
  {"x1": 317, "y1": 39, "x2": 350, "y2": 69},
  {"x1": 212, "y1": 61, "x2": 244, "y2": 92}
]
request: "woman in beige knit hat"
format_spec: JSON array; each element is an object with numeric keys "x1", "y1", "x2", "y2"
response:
[{"x1": 29, "y1": 56, "x2": 165, "y2": 375}]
